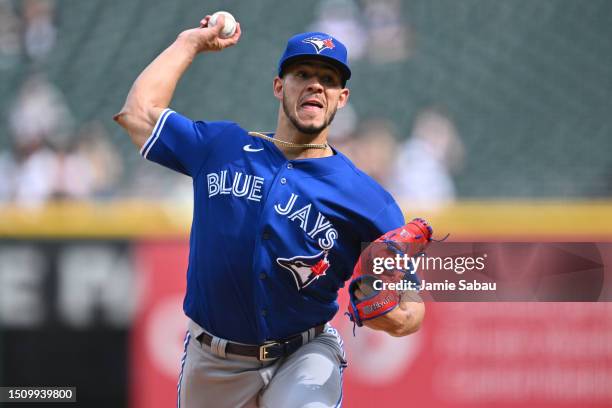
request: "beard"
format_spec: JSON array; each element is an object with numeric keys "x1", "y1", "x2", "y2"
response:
[{"x1": 282, "y1": 92, "x2": 337, "y2": 135}]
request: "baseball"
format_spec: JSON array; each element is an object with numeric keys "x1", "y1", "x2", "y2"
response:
[{"x1": 208, "y1": 11, "x2": 237, "y2": 39}]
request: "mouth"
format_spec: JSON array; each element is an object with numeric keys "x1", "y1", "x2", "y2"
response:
[{"x1": 299, "y1": 98, "x2": 324, "y2": 112}]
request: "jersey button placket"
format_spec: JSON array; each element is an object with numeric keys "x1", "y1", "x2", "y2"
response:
[{"x1": 257, "y1": 165, "x2": 288, "y2": 333}]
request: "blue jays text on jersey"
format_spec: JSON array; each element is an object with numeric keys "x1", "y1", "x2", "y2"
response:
[{"x1": 141, "y1": 109, "x2": 405, "y2": 344}]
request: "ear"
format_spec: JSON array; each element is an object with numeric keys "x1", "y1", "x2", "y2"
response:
[
  {"x1": 273, "y1": 77, "x2": 283, "y2": 101},
  {"x1": 337, "y1": 88, "x2": 350, "y2": 109}
]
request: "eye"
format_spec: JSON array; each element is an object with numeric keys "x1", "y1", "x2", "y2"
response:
[
  {"x1": 320, "y1": 73, "x2": 341, "y2": 87},
  {"x1": 295, "y1": 70, "x2": 308, "y2": 79},
  {"x1": 322, "y1": 75, "x2": 335, "y2": 85}
]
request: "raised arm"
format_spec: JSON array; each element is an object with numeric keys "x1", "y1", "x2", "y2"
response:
[{"x1": 113, "y1": 15, "x2": 241, "y2": 148}]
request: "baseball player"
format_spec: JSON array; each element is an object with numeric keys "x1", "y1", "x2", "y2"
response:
[{"x1": 114, "y1": 13, "x2": 425, "y2": 408}]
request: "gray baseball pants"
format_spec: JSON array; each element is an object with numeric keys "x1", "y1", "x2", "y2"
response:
[{"x1": 177, "y1": 319, "x2": 347, "y2": 408}]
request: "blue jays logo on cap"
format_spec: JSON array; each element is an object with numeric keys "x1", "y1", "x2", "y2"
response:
[
  {"x1": 278, "y1": 31, "x2": 351, "y2": 84},
  {"x1": 302, "y1": 36, "x2": 336, "y2": 54}
]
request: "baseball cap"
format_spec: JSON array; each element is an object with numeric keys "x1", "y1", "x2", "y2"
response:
[{"x1": 278, "y1": 32, "x2": 351, "y2": 85}]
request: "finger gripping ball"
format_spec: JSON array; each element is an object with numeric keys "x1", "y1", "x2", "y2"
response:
[{"x1": 209, "y1": 11, "x2": 237, "y2": 39}]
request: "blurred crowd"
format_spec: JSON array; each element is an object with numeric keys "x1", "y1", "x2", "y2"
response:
[
  {"x1": 0, "y1": 74, "x2": 123, "y2": 206},
  {"x1": 309, "y1": 0, "x2": 416, "y2": 63},
  {"x1": 329, "y1": 104, "x2": 464, "y2": 211},
  {"x1": 0, "y1": 0, "x2": 125, "y2": 206},
  {"x1": 0, "y1": 0, "x2": 465, "y2": 209},
  {"x1": 0, "y1": 0, "x2": 55, "y2": 67}
]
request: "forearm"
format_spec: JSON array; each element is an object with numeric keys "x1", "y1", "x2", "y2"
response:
[
  {"x1": 363, "y1": 300, "x2": 425, "y2": 337},
  {"x1": 128, "y1": 35, "x2": 197, "y2": 112},
  {"x1": 114, "y1": 35, "x2": 198, "y2": 148},
  {"x1": 113, "y1": 13, "x2": 241, "y2": 149}
]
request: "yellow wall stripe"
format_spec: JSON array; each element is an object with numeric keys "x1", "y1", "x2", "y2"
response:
[{"x1": 1, "y1": 200, "x2": 611, "y2": 238}]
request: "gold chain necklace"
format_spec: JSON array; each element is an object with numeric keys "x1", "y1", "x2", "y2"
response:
[{"x1": 248, "y1": 131, "x2": 329, "y2": 150}]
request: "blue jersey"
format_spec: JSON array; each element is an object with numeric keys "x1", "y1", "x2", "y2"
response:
[{"x1": 142, "y1": 109, "x2": 405, "y2": 344}]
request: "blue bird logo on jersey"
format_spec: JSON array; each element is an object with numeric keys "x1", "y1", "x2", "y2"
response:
[
  {"x1": 277, "y1": 250, "x2": 330, "y2": 290},
  {"x1": 302, "y1": 36, "x2": 336, "y2": 54}
]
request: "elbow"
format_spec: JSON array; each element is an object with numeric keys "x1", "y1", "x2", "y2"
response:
[
  {"x1": 113, "y1": 111, "x2": 124, "y2": 126},
  {"x1": 113, "y1": 108, "x2": 132, "y2": 129},
  {"x1": 112, "y1": 107, "x2": 150, "y2": 150}
]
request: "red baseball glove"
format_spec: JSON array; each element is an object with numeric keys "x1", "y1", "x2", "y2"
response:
[{"x1": 346, "y1": 218, "x2": 433, "y2": 327}]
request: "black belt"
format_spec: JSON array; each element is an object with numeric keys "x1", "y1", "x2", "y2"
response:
[{"x1": 198, "y1": 324, "x2": 325, "y2": 361}]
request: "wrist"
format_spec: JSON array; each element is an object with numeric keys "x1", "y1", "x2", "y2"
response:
[{"x1": 175, "y1": 32, "x2": 202, "y2": 59}]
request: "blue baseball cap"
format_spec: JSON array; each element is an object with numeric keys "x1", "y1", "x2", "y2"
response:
[{"x1": 278, "y1": 32, "x2": 351, "y2": 84}]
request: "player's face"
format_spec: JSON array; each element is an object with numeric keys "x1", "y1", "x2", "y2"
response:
[{"x1": 274, "y1": 61, "x2": 349, "y2": 134}]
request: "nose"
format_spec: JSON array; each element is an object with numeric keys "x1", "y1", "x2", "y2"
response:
[{"x1": 306, "y1": 77, "x2": 324, "y2": 93}]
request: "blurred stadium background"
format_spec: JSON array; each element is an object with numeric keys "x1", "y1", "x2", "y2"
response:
[{"x1": 0, "y1": 0, "x2": 611, "y2": 407}]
